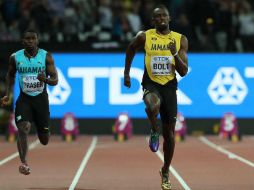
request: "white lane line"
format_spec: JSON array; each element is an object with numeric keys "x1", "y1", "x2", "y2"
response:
[
  {"x1": 156, "y1": 150, "x2": 192, "y2": 190},
  {"x1": 69, "y1": 136, "x2": 97, "y2": 190},
  {"x1": 199, "y1": 136, "x2": 254, "y2": 168},
  {"x1": 0, "y1": 139, "x2": 40, "y2": 166}
]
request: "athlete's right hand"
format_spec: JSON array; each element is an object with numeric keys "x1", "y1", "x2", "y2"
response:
[
  {"x1": 37, "y1": 69, "x2": 46, "y2": 82},
  {"x1": 0, "y1": 96, "x2": 9, "y2": 107},
  {"x1": 124, "y1": 74, "x2": 131, "y2": 88}
]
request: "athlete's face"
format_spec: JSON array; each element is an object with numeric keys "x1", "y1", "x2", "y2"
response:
[
  {"x1": 22, "y1": 32, "x2": 38, "y2": 51},
  {"x1": 152, "y1": 8, "x2": 170, "y2": 31}
]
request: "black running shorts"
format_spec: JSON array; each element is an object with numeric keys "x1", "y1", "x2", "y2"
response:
[
  {"x1": 15, "y1": 91, "x2": 50, "y2": 135},
  {"x1": 142, "y1": 78, "x2": 178, "y2": 124}
]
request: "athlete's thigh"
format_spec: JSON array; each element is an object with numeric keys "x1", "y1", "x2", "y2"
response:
[
  {"x1": 142, "y1": 82, "x2": 161, "y2": 107},
  {"x1": 159, "y1": 87, "x2": 177, "y2": 124},
  {"x1": 33, "y1": 93, "x2": 50, "y2": 134},
  {"x1": 15, "y1": 95, "x2": 33, "y2": 125}
]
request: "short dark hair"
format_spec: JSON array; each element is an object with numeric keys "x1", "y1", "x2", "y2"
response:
[
  {"x1": 152, "y1": 4, "x2": 170, "y2": 21},
  {"x1": 23, "y1": 29, "x2": 38, "y2": 38},
  {"x1": 153, "y1": 4, "x2": 170, "y2": 14}
]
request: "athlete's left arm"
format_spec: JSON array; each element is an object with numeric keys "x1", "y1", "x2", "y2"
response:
[
  {"x1": 174, "y1": 35, "x2": 188, "y2": 77},
  {"x1": 45, "y1": 52, "x2": 58, "y2": 86}
]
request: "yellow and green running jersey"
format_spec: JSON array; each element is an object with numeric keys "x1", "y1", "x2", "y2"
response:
[{"x1": 144, "y1": 29, "x2": 181, "y2": 85}]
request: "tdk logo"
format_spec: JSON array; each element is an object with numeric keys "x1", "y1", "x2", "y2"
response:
[{"x1": 208, "y1": 67, "x2": 248, "y2": 105}]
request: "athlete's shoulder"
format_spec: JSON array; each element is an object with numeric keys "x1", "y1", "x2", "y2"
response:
[
  {"x1": 145, "y1": 29, "x2": 156, "y2": 35},
  {"x1": 14, "y1": 49, "x2": 25, "y2": 55},
  {"x1": 133, "y1": 30, "x2": 146, "y2": 43},
  {"x1": 135, "y1": 30, "x2": 145, "y2": 37},
  {"x1": 11, "y1": 49, "x2": 24, "y2": 59}
]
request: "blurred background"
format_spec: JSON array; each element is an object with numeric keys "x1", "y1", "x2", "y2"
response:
[{"x1": 0, "y1": 0, "x2": 254, "y2": 136}]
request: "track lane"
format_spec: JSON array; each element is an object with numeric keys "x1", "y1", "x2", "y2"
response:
[
  {"x1": 75, "y1": 136, "x2": 186, "y2": 190},
  {"x1": 0, "y1": 135, "x2": 94, "y2": 190},
  {"x1": 205, "y1": 135, "x2": 254, "y2": 162},
  {"x1": 172, "y1": 136, "x2": 254, "y2": 190},
  {"x1": 0, "y1": 135, "x2": 253, "y2": 190},
  {"x1": 0, "y1": 136, "x2": 37, "y2": 159}
]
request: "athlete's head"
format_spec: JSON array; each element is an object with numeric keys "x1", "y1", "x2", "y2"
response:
[
  {"x1": 152, "y1": 4, "x2": 171, "y2": 31},
  {"x1": 22, "y1": 29, "x2": 39, "y2": 51}
]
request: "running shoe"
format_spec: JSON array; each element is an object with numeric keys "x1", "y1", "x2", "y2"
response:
[
  {"x1": 159, "y1": 168, "x2": 171, "y2": 190},
  {"x1": 19, "y1": 163, "x2": 31, "y2": 175},
  {"x1": 149, "y1": 130, "x2": 159, "y2": 152}
]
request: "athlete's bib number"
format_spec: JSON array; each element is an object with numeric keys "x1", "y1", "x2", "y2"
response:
[
  {"x1": 22, "y1": 75, "x2": 44, "y2": 93},
  {"x1": 150, "y1": 56, "x2": 173, "y2": 76}
]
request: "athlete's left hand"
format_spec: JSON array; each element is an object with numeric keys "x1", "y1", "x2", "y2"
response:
[
  {"x1": 169, "y1": 39, "x2": 177, "y2": 56},
  {"x1": 37, "y1": 70, "x2": 46, "y2": 82}
]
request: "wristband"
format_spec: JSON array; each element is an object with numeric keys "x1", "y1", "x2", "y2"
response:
[{"x1": 173, "y1": 52, "x2": 178, "y2": 57}]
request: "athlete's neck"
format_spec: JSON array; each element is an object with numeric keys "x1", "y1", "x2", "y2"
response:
[{"x1": 25, "y1": 47, "x2": 38, "y2": 58}]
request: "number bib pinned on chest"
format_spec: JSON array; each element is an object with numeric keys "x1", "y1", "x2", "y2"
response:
[
  {"x1": 150, "y1": 56, "x2": 173, "y2": 76},
  {"x1": 22, "y1": 75, "x2": 44, "y2": 93}
]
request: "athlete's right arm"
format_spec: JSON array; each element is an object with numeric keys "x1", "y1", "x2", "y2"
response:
[
  {"x1": 1, "y1": 55, "x2": 16, "y2": 107},
  {"x1": 124, "y1": 31, "x2": 146, "y2": 88}
]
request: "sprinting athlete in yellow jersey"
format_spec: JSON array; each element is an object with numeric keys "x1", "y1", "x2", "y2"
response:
[{"x1": 124, "y1": 4, "x2": 188, "y2": 190}]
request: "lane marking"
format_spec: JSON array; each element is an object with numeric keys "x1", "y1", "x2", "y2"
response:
[
  {"x1": 199, "y1": 136, "x2": 254, "y2": 168},
  {"x1": 146, "y1": 137, "x2": 191, "y2": 190},
  {"x1": 0, "y1": 139, "x2": 40, "y2": 166},
  {"x1": 156, "y1": 150, "x2": 192, "y2": 190},
  {"x1": 69, "y1": 136, "x2": 97, "y2": 190}
]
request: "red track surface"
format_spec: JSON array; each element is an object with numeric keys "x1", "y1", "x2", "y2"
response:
[{"x1": 0, "y1": 135, "x2": 254, "y2": 190}]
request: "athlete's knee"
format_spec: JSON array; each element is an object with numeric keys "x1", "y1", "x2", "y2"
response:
[
  {"x1": 146, "y1": 102, "x2": 160, "y2": 116},
  {"x1": 150, "y1": 104, "x2": 160, "y2": 114},
  {"x1": 144, "y1": 93, "x2": 160, "y2": 114},
  {"x1": 17, "y1": 122, "x2": 31, "y2": 135}
]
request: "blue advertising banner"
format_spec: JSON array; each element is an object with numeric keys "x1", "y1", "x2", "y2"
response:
[{"x1": 14, "y1": 53, "x2": 254, "y2": 118}]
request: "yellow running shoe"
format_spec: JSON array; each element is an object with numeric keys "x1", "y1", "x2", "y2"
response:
[{"x1": 159, "y1": 168, "x2": 171, "y2": 190}]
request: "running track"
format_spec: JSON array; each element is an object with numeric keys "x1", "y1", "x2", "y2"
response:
[{"x1": 0, "y1": 135, "x2": 254, "y2": 190}]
